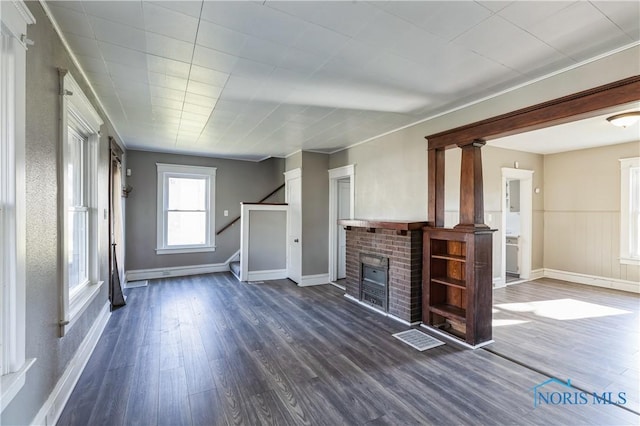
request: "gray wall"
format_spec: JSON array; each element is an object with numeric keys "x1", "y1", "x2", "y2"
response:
[
  {"x1": 125, "y1": 150, "x2": 284, "y2": 271},
  {"x1": 301, "y1": 152, "x2": 330, "y2": 276},
  {"x1": 248, "y1": 210, "x2": 287, "y2": 271},
  {"x1": 285, "y1": 150, "x2": 302, "y2": 171},
  {"x1": 2, "y1": 3, "x2": 124, "y2": 424}
]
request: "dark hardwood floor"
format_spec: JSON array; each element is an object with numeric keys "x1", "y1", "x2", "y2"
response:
[{"x1": 57, "y1": 273, "x2": 639, "y2": 425}]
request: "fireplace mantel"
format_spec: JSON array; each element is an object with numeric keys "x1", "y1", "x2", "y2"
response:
[{"x1": 338, "y1": 219, "x2": 428, "y2": 232}]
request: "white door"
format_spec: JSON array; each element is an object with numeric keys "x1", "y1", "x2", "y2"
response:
[
  {"x1": 286, "y1": 173, "x2": 302, "y2": 284},
  {"x1": 337, "y1": 179, "x2": 350, "y2": 279}
]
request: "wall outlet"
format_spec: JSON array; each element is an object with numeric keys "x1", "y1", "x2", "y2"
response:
[{"x1": 224, "y1": 210, "x2": 229, "y2": 216}]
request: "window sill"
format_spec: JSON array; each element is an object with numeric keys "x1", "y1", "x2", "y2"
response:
[
  {"x1": 156, "y1": 246, "x2": 216, "y2": 255},
  {"x1": 620, "y1": 257, "x2": 640, "y2": 266},
  {"x1": 62, "y1": 280, "x2": 104, "y2": 336},
  {"x1": 1, "y1": 358, "x2": 36, "y2": 413}
]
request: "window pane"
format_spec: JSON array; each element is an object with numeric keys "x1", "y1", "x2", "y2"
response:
[
  {"x1": 168, "y1": 177, "x2": 206, "y2": 211},
  {"x1": 167, "y1": 211, "x2": 206, "y2": 246},
  {"x1": 68, "y1": 210, "x2": 88, "y2": 291},
  {"x1": 67, "y1": 129, "x2": 84, "y2": 207}
]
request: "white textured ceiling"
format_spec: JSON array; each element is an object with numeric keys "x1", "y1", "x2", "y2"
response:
[{"x1": 44, "y1": 1, "x2": 640, "y2": 160}]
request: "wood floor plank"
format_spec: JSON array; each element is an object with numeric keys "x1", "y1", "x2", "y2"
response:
[{"x1": 58, "y1": 273, "x2": 639, "y2": 426}]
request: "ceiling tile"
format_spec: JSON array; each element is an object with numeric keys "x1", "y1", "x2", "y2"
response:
[
  {"x1": 382, "y1": 1, "x2": 492, "y2": 41},
  {"x1": 188, "y1": 65, "x2": 229, "y2": 88},
  {"x1": 98, "y1": 42, "x2": 149, "y2": 68},
  {"x1": 186, "y1": 80, "x2": 224, "y2": 99},
  {"x1": 192, "y1": 45, "x2": 239, "y2": 74},
  {"x1": 75, "y1": 54, "x2": 108, "y2": 75},
  {"x1": 148, "y1": 1, "x2": 203, "y2": 19},
  {"x1": 142, "y1": 2, "x2": 199, "y2": 43},
  {"x1": 89, "y1": 16, "x2": 147, "y2": 51},
  {"x1": 63, "y1": 33, "x2": 101, "y2": 59},
  {"x1": 144, "y1": 32, "x2": 195, "y2": 63},
  {"x1": 267, "y1": 1, "x2": 379, "y2": 38},
  {"x1": 196, "y1": 20, "x2": 247, "y2": 56},
  {"x1": 184, "y1": 92, "x2": 219, "y2": 108},
  {"x1": 591, "y1": 1, "x2": 640, "y2": 40},
  {"x1": 526, "y1": 2, "x2": 631, "y2": 59},
  {"x1": 453, "y1": 15, "x2": 567, "y2": 74},
  {"x1": 47, "y1": 5, "x2": 94, "y2": 38},
  {"x1": 146, "y1": 56, "x2": 191, "y2": 79},
  {"x1": 148, "y1": 72, "x2": 189, "y2": 91},
  {"x1": 82, "y1": 1, "x2": 144, "y2": 28}
]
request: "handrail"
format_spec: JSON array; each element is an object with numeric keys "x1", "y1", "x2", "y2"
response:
[{"x1": 216, "y1": 183, "x2": 286, "y2": 235}]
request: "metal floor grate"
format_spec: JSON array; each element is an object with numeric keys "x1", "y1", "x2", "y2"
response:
[{"x1": 392, "y1": 329, "x2": 445, "y2": 351}]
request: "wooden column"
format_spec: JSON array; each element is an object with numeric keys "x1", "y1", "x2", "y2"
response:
[
  {"x1": 427, "y1": 148, "x2": 445, "y2": 227},
  {"x1": 455, "y1": 139, "x2": 489, "y2": 230}
]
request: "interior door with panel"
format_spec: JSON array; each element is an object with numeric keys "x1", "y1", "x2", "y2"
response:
[{"x1": 285, "y1": 170, "x2": 302, "y2": 284}]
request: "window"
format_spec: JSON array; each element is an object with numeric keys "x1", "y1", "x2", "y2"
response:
[
  {"x1": 156, "y1": 164, "x2": 217, "y2": 254},
  {"x1": 1, "y1": 0, "x2": 35, "y2": 412},
  {"x1": 60, "y1": 70, "x2": 104, "y2": 336},
  {"x1": 620, "y1": 157, "x2": 640, "y2": 265}
]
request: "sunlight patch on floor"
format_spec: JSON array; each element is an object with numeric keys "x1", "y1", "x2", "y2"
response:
[
  {"x1": 492, "y1": 319, "x2": 530, "y2": 327},
  {"x1": 495, "y1": 298, "x2": 632, "y2": 320}
]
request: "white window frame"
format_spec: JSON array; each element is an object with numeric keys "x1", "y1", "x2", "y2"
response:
[
  {"x1": 59, "y1": 70, "x2": 104, "y2": 336},
  {"x1": 620, "y1": 157, "x2": 640, "y2": 265},
  {"x1": 1, "y1": 0, "x2": 36, "y2": 413},
  {"x1": 156, "y1": 163, "x2": 217, "y2": 255}
]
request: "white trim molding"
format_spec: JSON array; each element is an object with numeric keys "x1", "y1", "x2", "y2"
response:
[
  {"x1": 328, "y1": 164, "x2": 355, "y2": 282},
  {"x1": 619, "y1": 157, "x2": 640, "y2": 265},
  {"x1": 247, "y1": 269, "x2": 288, "y2": 282},
  {"x1": 239, "y1": 203, "x2": 288, "y2": 282},
  {"x1": 156, "y1": 163, "x2": 217, "y2": 255},
  {"x1": 543, "y1": 268, "x2": 640, "y2": 294},
  {"x1": 1, "y1": 1, "x2": 34, "y2": 408},
  {"x1": 500, "y1": 168, "x2": 534, "y2": 285},
  {"x1": 126, "y1": 262, "x2": 230, "y2": 282},
  {"x1": 298, "y1": 273, "x2": 330, "y2": 287},
  {"x1": 31, "y1": 302, "x2": 110, "y2": 426},
  {"x1": 529, "y1": 268, "x2": 544, "y2": 280}
]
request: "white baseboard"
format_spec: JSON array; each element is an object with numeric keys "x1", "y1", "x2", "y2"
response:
[
  {"x1": 530, "y1": 268, "x2": 545, "y2": 280},
  {"x1": 247, "y1": 269, "x2": 287, "y2": 281},
  {"x1": 544, "y1": 268, "x2": 640, "y2": 294},
  {"x1": 493, "y1": 276, "x2": 506, "y2": 288},
  {"x1": 31, "y1": 302, "x2": 110, "y2": 426},
  {"x1": 298, "y1": 273, "x2": 330, "y2": 287},
  {"x1": 125, "y1": 250, "x2": 240, "y2": 282},
  {"x1": 419, "y1": 324, "x2": 494, "y2": 350}
]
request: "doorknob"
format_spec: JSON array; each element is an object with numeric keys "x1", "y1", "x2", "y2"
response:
[{"x1": 294, "y1": 238, "x2": 299, "y2": 243}]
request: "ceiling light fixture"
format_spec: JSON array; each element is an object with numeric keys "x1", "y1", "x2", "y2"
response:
[{"x1": 606, "y1": 111, "x2": 640, "y2": 128}]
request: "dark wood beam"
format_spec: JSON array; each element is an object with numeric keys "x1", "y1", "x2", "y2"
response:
[{"x1": 425, "y1": 76, "x2": 640, "y2": 150}]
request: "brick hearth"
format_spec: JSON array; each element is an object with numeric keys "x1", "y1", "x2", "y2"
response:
[{"x1": 339, "y1": 220, "x2": 426, "y2": 323}]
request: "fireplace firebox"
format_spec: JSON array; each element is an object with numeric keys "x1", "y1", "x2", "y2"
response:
[{"x1": 359, "y1": 253, "x2": 389, "y2": 311}]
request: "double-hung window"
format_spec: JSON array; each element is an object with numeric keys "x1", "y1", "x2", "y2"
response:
[
  {"x1": 60, "y1": 70, "x2": 103, "y2": 336},
  {"x1": 156, "y1": 164, "x2": 216, "y2": 254},
  {"x1": 1, "y1": 0, "x2": 35, "y2": 413},
  {"x1": 620, "y1": 157, "x2": 640, "y2": 265}
]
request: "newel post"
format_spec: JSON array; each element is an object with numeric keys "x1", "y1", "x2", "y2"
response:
[{"x1": 454, "y1": 139, "x2": 489, "y2": 230}]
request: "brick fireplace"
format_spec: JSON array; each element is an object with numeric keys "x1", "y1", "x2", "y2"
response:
[{"x1": 338, "y1": 220, "x2": 427, "y2": 323}]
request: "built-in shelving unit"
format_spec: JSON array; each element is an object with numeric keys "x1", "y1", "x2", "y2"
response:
[{"x1": 423, "y1": 227, "x2": 493, "y2": 346}]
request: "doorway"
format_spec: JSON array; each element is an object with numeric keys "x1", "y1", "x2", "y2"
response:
[
  {"x1": 328, "y1": 165, "x2": 355, "y2": 287},
  {"x1": 500, "y1": 168, "x2": 533, "y2": 286}
]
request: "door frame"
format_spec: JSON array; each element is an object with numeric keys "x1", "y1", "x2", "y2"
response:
[
  {"x1": 284, "y1": 168, "x2": 302, "y2": 283},
  {"x1": 328, "y1": 164, "x2": 355, "y2": 283},
  {"x1": 500, "y1": 167, "x2": 534, "y2": 286}
]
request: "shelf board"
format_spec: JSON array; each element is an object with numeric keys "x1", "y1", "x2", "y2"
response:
[
  {"x1": 430, "y1": 304, "x2": 466, "y2": 322},
  {"x1": 431, "y1": 276, "x2": 466, "y2": 289},
  {"x1": 431, "y1": 254, "x2": 466, "y2": 262}
]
